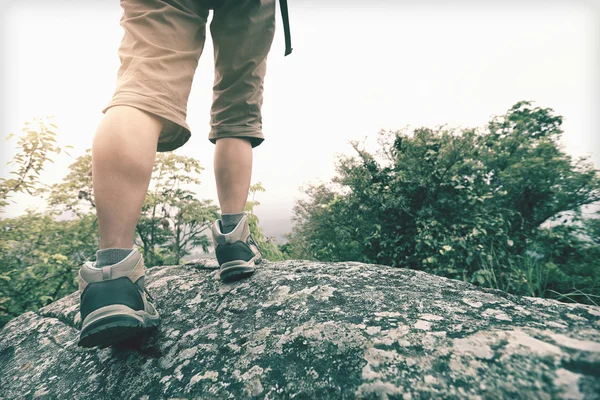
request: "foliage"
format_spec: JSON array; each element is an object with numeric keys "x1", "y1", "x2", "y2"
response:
[
  {"x1": 0, "y1": 117, "x2": 70, "y2": 212},
  {"x1": 46, "y1": 149, "x2": 94, "y2": 216},
  {"x1": 285, "y1": 184, "x2": 364, "y2": 262},
  {"x1": 288, "y1": 102, "x2": 600, "y2": 304},
  {"x1": 0, "y1": 212, "x2": 99, "y2": 327},
  {"x1": 483, "y1": 104, "x2": 599, "y2": 245},
  {"x1": 583, "y1": 211, "x2": 600, "y2": 245},
  {"x1": 526, "y1": 224, "x2": 600, "y2": 304},
  {"x1": 137, "y1": 153, "x2": 219, "y2": 266}
]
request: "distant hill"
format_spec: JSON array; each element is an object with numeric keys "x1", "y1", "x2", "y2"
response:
[
  {"x1": 254, "y1": 203, "x2": 294, "y2": 243},
  {"x1": 256, "y1": 216, "x2": 292, "y2": 243}
]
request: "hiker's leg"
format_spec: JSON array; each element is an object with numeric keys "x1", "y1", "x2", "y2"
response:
[
  {"x1": 92, "y1": 106, "x2": 162, "y2": 249},
  {"x1": 209, "y1": 0, "x2": 276, "y2": 212},
  {"x1": 79, "y1": 0, "x2": 210, "y2": 348},
  {"x1": 93, "y1": 0, "x2": 209, "y2": 249},
  {"x1": 214, "y1": 138, "x2": 253, "y2": 214},
  {"x1": 208, "y1": 0, "x2": 275, "y2": 281}
]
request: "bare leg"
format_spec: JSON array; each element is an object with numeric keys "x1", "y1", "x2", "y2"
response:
[
  {"x1": 92, "y1": 106, "x2": 162, "y2": 249},
  {"x1": 214, "y1": 138, "x2": 252, "y2": 214}
]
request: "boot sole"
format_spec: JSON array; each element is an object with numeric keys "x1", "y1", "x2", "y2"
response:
[
  {"x1": 220, "y1": 259, "x2": 258, "y2": 283},
  {"x1": 78, "y1": 305, "x2": 160, "y2": 348}
]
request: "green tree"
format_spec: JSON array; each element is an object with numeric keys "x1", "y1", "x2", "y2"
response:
[
  {"x1": 0, "y1": 118, "x2": 93, "y2": 327},
  {"x1": 46, "y1": 149, "x2": 94, "y2": 216},
  {"x1": 288, "y1": 102, "x2": 600, "y2": 303},
  {"x1": 1, "y1": 117, "x2": 69, "y2": 212},
  {"x1": 137, "y1": 153, "x2": 218, "y2": 266},
  {"x1": 581, "y1": 210, "x2": 600, "y2": 246},
  {"x1": 482, "y1": 102, "x2": 600, "y2": 246}
]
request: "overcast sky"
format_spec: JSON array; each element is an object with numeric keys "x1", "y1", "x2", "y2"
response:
[{"x1": 1, "y1": 0, "x2": 599, "y2": 236}]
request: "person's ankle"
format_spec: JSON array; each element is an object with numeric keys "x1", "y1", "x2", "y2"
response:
[
  {"x1": 96, "y1": 248, "x2": 134, "y2": 267},
  {"x1": 221, "y1": 212, "x2": 245, "y2": 234}
]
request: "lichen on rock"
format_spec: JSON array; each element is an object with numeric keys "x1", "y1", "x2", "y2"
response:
[{"x1": 1, "y1": 260, "x2": 599, "y2": 399}]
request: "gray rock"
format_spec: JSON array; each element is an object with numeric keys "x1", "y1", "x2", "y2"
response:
[{"x1": 1, "y1": 260, "x2": 599, "y2": 399}]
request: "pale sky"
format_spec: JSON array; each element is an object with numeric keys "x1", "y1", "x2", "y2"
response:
[{"x1": 1, "y1": 0, "x2": 599, "y2": 238}]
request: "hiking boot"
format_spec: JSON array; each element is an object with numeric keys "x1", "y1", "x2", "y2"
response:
[
  {"x1": 211, "y1": 214, "x2": 262, "y2": 282},
  {"x1": 77, "y1": 249, "x2": 160, "y2": 348}
]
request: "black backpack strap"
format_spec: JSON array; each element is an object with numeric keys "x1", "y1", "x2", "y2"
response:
[{"x1": 279, "y1": 0, "x2": 293, "y2": 56}]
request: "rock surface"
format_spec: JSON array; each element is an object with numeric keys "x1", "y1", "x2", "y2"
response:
[{"x1": 1, "y1": 260, "x2": 600, "y2": 399}]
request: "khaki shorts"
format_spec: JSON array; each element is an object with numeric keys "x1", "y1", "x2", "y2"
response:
[{"x1": 104, "y1": 0, "x2": 276, "y2": 151}]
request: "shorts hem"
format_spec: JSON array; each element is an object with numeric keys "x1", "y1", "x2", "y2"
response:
[
  {"x1": 103, "y1": 92, "x2": 191, "y2": 152},
  {"x1": 209, "y1": 128, "x2": 265, "y2": 148}
]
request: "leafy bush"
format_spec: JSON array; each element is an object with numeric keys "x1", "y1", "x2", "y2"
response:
[
  {"x1": 0, "y1": 212, "x2": 99, "y2": 327},
  {"x1": 287, "y1": 102, "x2": 600, "y2": 304}
]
